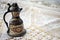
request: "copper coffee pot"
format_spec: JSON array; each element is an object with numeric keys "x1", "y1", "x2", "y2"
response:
[{"x1": 3, "y1": 3, "x2": 26, "y2": 37}]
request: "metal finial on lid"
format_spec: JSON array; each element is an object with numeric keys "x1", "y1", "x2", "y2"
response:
[
  {"x1": 7, "y1": 3, "x2": 22, "y2": 12},
  {"x1": 11, "y1": 3, "x2": 20, "y2": 12}
]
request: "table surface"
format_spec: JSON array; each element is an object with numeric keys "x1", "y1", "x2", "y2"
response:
[
  {"x1": 0, "y1": 0, "x2": 60, "y2": 40},
  {"x1": 0, "y1": 24, "x2": 60, "y2": 40}
]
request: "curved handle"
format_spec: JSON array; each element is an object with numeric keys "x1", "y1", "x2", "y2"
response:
[
  {"x1": 3, "y1": 3, "x2": 11, "y2": 28},
  {"x1": 3, "y1": 11, "x2": 9, "y2": 28}
]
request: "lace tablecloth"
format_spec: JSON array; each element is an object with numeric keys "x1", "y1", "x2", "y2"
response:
[
  {"x1": 0, "y1": 0, "x2": 60, "y2": 40},
  {"x1": 0, "y1": 24, "x2": 60, "y2": 40}
]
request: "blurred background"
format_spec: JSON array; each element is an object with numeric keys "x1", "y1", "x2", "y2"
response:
[{"x1": 0, "y1": 0, "x2": 60, "y2": 40}]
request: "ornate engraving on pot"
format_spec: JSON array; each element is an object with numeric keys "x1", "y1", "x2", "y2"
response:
[{"x1": 9, "y1": 24, "x2": 24, "y2": 35}]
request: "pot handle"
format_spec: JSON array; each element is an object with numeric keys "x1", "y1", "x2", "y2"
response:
[
  {"x1": 3, "y1": 3, "x2": 11, "y2": 28},
  {"x1": 3, "y1": 11, "x2": 9, "y2": 28}
]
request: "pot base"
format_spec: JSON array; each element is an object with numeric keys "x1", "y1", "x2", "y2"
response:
[{"x1": 7, "y1": 29, "x2": 26, "y2": 37}]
